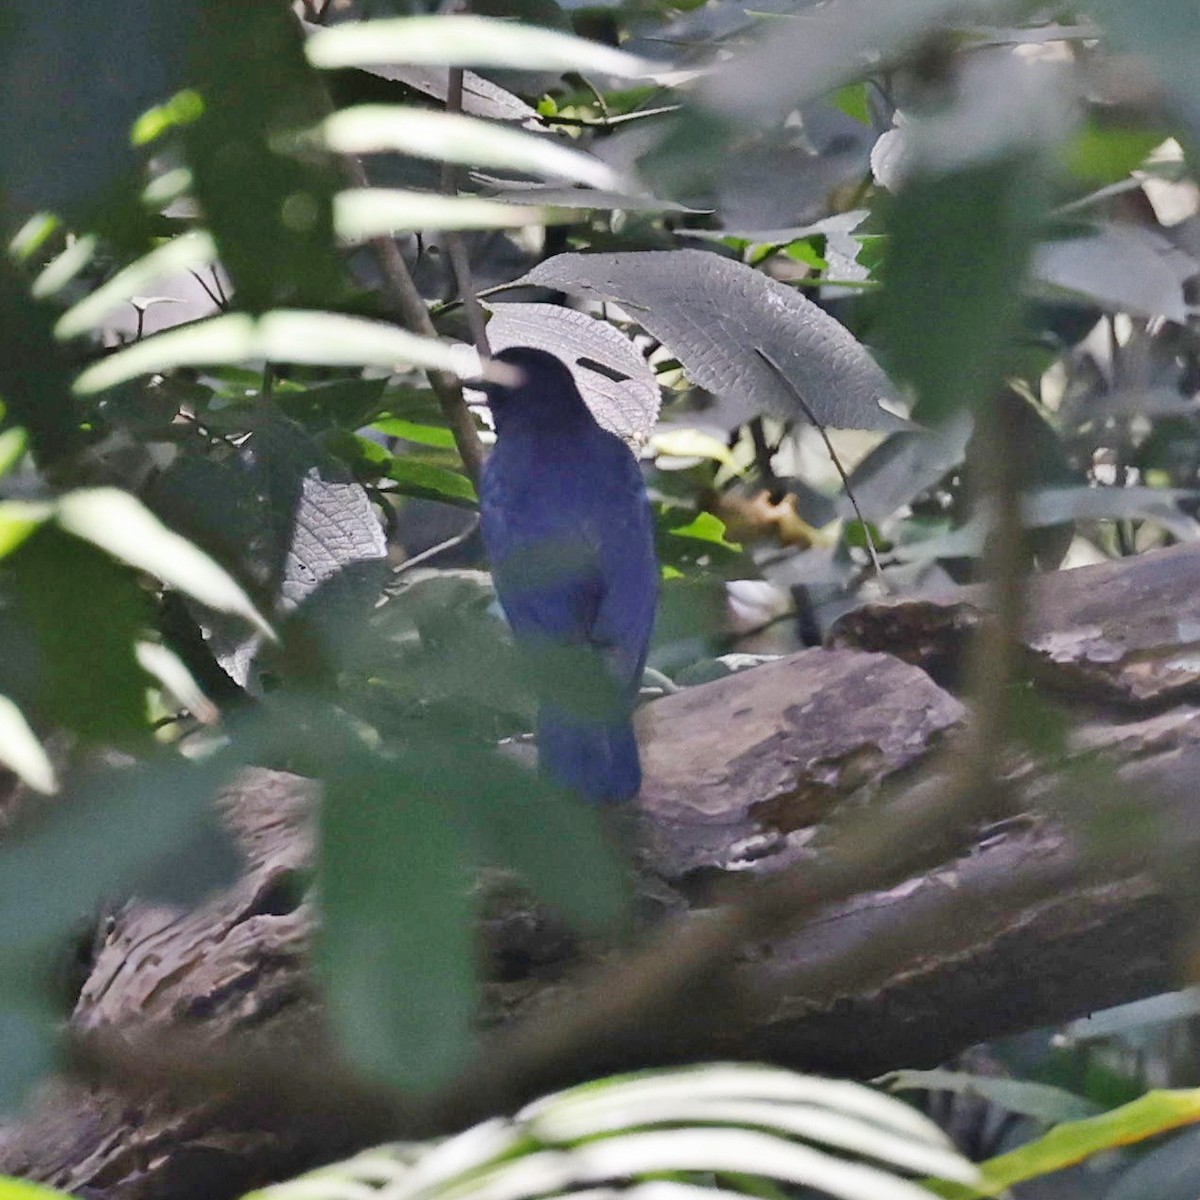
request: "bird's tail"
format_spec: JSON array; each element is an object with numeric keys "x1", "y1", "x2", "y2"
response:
[{"x1": 536, "y1": 704, "x2": 641, "y2": 804}]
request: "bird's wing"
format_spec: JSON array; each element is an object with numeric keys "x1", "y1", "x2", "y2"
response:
[{"x1": 590, "y1": 455, "x2": 658, "y2": 691}]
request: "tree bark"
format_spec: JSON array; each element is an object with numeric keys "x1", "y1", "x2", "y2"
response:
[{"x1": 7, "y1": 543, "x2": 1200, "y2": 1199}]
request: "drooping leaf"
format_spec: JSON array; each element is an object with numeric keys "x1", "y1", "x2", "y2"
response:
[
  {"x1": 0, "y1": 428, "x2": 29, "y2": 479},
  {"x1": 486, "y1": 303, "x2": 661, "y2": 442},
  {"x1": 508, "y1": 251, "x2": 900, "y2": 430},
  {"x1": 318, "y1": 742, "x2": 476, "y2": 1091},
  {"x1": 0, "y1": 1009, "x2": 56, "y2": 1115},
  {"x1": 73, "y1": 311, "x2": 474, "y2": 395},
  {"x1": 0, "y1": 0, "x2": 197, "y2": 213},
  {"x1": 306, "y1": 15, "x2": 656, "y2": 77},
  {"x1": 448, "y1": 745, "x2": 628, "y2": 933},
  {"x1": 185, "y1": 0, "x2": 346, "y2": 312},
  {"x1": 319, "y1": 107, "x2": 621, "y2": 190}
]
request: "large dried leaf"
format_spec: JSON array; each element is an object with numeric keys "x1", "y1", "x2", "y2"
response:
[
  {"x1": 509, "y1": 251, "x2": 900, "y2": 430},
  {"x1": 486, "y1": 303, "x2": 660, "y2": 441}
]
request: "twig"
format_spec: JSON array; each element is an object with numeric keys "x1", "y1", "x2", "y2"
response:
[
  {"x1": 753, "y1": 347, "x2": 884, "y2": 581},
  {"x1": 537, "y1": 104, "x2": 681, "y2": 129},
  {"x1": 442, "y1": 67, "x2": 491, "y2": 360},
  {"x1": 343, "y1": 158, "x2": 486, "y2": 486},
  {"x1": 385, "y1": 513, "x2": 482, "y2": 589}
]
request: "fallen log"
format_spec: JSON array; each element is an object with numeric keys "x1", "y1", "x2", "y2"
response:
[{"x1": 6, "y1": 544, "x2": 1200, "y2": 1200}]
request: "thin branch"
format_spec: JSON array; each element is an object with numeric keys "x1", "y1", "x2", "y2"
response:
[
  {"x1": 385, "y1": 513, "x2": 482, "y2": 590},
  {"x1": 753, "y1": 347, "x2": 884, "y2": 581},
  {"x1": 442, "y1": 67, "x2": 491, "y2": 360},
  {"x1": 538, "y1": 104, "x2": 681, "y2": 129},
  {"x1": 343, "y1": 158, "x2": 486, "y2": 487}
]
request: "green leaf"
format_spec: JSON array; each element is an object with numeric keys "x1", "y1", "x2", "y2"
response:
[
  {"x1": 55, "y1": 230, "x2": 218, "y2": 340},
  {"x1": 669, "y1": 511, "x2": 741, "y2": 551},
  {"x1": 386, "y1": 457, "x2": 477, "y2": 507},
  {"x1": 334, "y1": 189, "x2": 554, "y2": 242},
  {"x1": 56, "y1": 488, "x2": 273, "y2": 639},
  {"x1": 0, "y1": 1177, "x2": 73, "y2": 1200},
  {"x1": 830, "y1": 82, "x2": 871, "y2": 124},
  {"x1": 185, "y1": 0, "x2": 345, "y2": 313},
  {"x1": 7, "y1": 526, "x2": 149, "y2": 742},
  {"x1": 371, "y1": 418, "x2": 456, "y2": 449},
  {"x1": 319, "y1": 107, "x2": 621, "y2": 191},
  {"x1": 0, "y1": 427, "x2": 28, "y2": 478},
  {"x1": 880, "y1": 1070, "x2": 1101, "y2": 1125},
  {"x1": 650, "y1": 428, "x2": 739, "y2": 468},
  {"x1": 318, "y1": 747, "x2": 476, "y2": 1091},
  {"x1": 0, "y1": 501, "x2": 52, "y2": 561},
  {"x1": 73, "y1": 311, "x2": 474, "y2": 394},
  {"x1": 878, "y1": 154, "x2": 1047, "y2": 424},
  {"x1": 0, "y1": 695, "x2": 57, "y2": 794},
  {"x1": 1065, "y1": 122, "x2": 1164, "y2": 184},
  {"x1": 930, "y1": 1088, "x2": 1200, "y2": 1198},
  {"x1": 277, "y1": 377, "x2": 390, "y2": 430},
  {"x1": 306, "y1": 15, "x2": 656, "y2": 77}
]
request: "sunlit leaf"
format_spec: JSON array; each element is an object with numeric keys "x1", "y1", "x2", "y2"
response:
[
  {"x1": 73, "y1": 311, "x2": 473, "y2": 394},
  {"x1": 55, "y1": 230, "x2": 218, "y2": 340},
  {"x1": 319, "y1": 107, "x2": 621, "y2": 190},
  {"x1": 306, "y1": 15, "x2": 656, "y2": 78},
  {"x1": 650, "y1": 428, "x2": 738, "y2": 468},
  {"x1": 56, "y1": 488, "x2": 274, "y2": 638},
  {"x1": 930, "y1": 1088, "x2": 1200, "y2": 1198},
  {"x1": 0, "y1": 501, "x2": 52, "y2": 560},
  {"x1": 0, "y1": 1176, "x2": 73, "y2": 1200},
  {"x1": 0, "y1": 694, "x2": 58, "y2": 794},
  {"x1": 0, "y1": 428, "x2": 28, "y2": 478},
  {"x1": 334, "y1": 189, "x2": 555, "y2": 241}
]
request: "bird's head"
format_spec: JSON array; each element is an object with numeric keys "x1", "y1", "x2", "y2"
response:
[{"x1": 483, "y1": 346, "x2": 595, "y2": 436}]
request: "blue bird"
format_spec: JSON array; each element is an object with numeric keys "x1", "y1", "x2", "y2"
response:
[{"x1": 480, "y1": 346, "x2": 658, "y2": 804}]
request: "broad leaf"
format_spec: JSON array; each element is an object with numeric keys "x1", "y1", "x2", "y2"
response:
[
  {"x1": 319, "y1": 107, "x2": 621, "y2": 190},
  {"x1": 508, "y1": 251, "x2": 899, "y2": 430},
  {"x1": 486, "y1": 303, "x2": 660, "y2": 442},
  {"x1": 385, "y1": 458, "x2": 477, "y2": 507},
  {"x1": 306, "y1": 15, "x2": 656, "y2": 78}
]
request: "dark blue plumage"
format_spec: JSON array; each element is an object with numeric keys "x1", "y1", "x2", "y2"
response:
[{"x1": 480, "y1": 346, "x2": 658, "y2": 804}]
